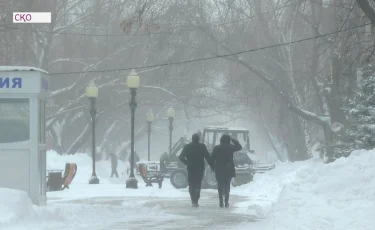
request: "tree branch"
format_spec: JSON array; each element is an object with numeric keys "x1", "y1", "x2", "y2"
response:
[
  {"x1": 356, "y1": 0, "x2": 375, "y2": 26},
  {"x1": 199, "y1": 24, "x2": 333, "y2": 136}
]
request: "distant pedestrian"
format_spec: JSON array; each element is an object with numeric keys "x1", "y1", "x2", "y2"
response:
[
  {"x1": 179, "y1": 133, "x2": 211, "y2": 207},
  {"x1": 210, "y1": 134, "x2": 242, "y2": 208},
  {"x1": 160, "y1": 152, "x2": 169, "y2": 172},
  {"x1": 108, "y1": 153, "x2": 119, "y2": 178}
]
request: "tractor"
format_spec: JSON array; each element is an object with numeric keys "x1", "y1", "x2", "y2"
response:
[{"x1": 162, "y1": 126, "x2": 275, "y2": 189}]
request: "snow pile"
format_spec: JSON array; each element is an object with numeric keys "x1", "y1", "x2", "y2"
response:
[
  {"x1": 232, "y1": 160, "x2": 306, "y2": 217},
  {"x1": 0, "y1": 188, "x2": 37, "y2": 225},
  {"x1": 0, "y1": 188, "x2": 63, "y2": 229},
  {"x1": 234, "y1": 149, "x2": 375, "y2": 230},
  {"x1": 0, "y1": 187, "x2": 180, "y2": 230}
]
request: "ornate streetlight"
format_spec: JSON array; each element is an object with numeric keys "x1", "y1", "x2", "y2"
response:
[
  {"x1": 167, "y1": 107, "x2": 175, "y2": 155},
  {"x1": 86, "y1": 83, "x2": 99, "y2": 184},
  {"x1": 125, "y1": 70, "x2": 140, "y2": 189},
  {"x1": 146, "y1": 109, "x2": 154, "y2": 161}
]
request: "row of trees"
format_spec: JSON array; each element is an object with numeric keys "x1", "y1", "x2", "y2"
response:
[{"x1": 1, "y1": 0, "x2": 374, "y2": 162}]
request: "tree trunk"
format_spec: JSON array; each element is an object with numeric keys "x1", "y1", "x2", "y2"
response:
[{"x1": 356, "y1": 0, "x2": 375, "y2": 26}]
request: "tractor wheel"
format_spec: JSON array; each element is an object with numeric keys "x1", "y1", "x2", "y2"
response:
[{"x1": 170, "y1": 169, "x2": 188, "y2": 189}]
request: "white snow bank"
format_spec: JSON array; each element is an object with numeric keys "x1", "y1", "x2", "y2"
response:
[
  {"x1": 234, "y1": 149, "x2": 375, "y2": 230},
  {"x1": 0, "y1": 188, "x2": 36, "y2": 225},
  {"x1": 232, "y1": 160, "x2": 306, "y2": 217},
  {"x1": 0, "y1": 188, "x2": 180, "y2": 230},
  {"x1": 0, "y1": 188, "x2": 63, "y2": 229}
]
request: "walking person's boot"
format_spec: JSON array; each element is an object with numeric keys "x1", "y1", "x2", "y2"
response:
[
  {"x1": 224, "y1": 179, "x2": 230, "y2": 207},
  {"x1": 218, "y1": 181, "x2": 224, "y2": 207},
  {"x1": 192, "y1": 196, "x2": 199, "y2": 207},
  {"x1": 194, "y1": 188, "x2": 200, "y2": 207},
  {"x1": 190, "y1": 185, "x2": 199, "y2": 207},
  {"x1": 224, "y1": 195, "x2": 229, "y2": 208},
  {"x1": 219, "y1": 193, "x2": 224, "y2": 207},
  {"x1": 192, "y1": 194, "x2": 199, "y2": 207},
  {"x1": 189, "y1": 184, "x2": 196, "y2": 207},
  {"x1": 191, "y1": 196, "x2": 198, "y2": 207}
]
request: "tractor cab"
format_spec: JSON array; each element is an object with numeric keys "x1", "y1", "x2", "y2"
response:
[
  {"x1": 201, "y1": 127, "x2": 251, "y2": 152},
  {"x1": 201, "y1": 127, "x2": 254, "y2": 166}
]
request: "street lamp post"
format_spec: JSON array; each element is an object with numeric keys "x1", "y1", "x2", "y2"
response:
[
  {"x1": 167, "y1": 107, "x2": 175, "y2": 155},
  {"x1": 86, "y1": 83, "x2": 100, "y2": 184},
  {"x1": 126, "y1": 70, "x2": 140, "y2": 189},
  {"x1": 147, "y1": 109, "x2": 154, "y2": 161}
]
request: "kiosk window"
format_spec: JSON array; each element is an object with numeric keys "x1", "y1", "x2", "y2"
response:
[{"x1": 0, "y1": 98, "x2": 30, "y2": 143}]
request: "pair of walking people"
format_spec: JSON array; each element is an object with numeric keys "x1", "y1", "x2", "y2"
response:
[{"x1": 179, "y1": 133, "x2": 242, "y2": 207}]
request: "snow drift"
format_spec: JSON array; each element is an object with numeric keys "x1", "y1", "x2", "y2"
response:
[
  {"x1": 0, "y1": 187, "x2": 178, "y2": 230},
  {"x1": 0, "y1": 188, "x2": 63, "y2": 229},
  {"x1": 233, "y1": 149, "x2": 375, "y2": 230},
  {"x1": 0, "y1": 188, "x2": 37, "y2": 225}
]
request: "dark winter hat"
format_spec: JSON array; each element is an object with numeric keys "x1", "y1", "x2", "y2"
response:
[
  {"x1": 192, "y1": 133, "x2": 200, "y2": 143},
  {"x1": 220, "y1": 134, "x2": 231, "y2": 145}
]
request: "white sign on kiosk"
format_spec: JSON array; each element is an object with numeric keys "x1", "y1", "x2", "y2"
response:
[{"x1": 0, "y1": 66, "x2": 48, "y2": 205}]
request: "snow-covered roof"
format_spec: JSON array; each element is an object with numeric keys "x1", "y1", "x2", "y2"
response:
[
  {"x1": 0, "y1": 66, "x2": 48, "y2": 74},
  {"x1": 204, "y1": 126, "x2": 249, "y2": 131}
]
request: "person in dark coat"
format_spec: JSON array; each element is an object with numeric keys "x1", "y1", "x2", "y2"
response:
[
  {"x1": 108, "y1": 153, "x2": 119, "y2": 178},
  {"x1": 210, "y1": 134, "x2": 242, "y2": 207},
  {"x1": 160, "y1": 152, "x2": 169, "y2": 172},
  {"x1": 179, "y1": 133, "x2": 211, "y2": 207}
]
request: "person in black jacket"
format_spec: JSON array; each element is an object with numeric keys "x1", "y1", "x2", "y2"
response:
[
  {"x1": 210, "y1": 134, "x2": 242, "y2": 208},
  {"x1": 179, "y1": 133, "x2": 211, "y2": 207},
  {"x1": 160, "y1": 152, "x2": 169, "y2": 172}
]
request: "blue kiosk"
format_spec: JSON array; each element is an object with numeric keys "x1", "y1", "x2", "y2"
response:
[{"x1": 0, "y1": 66, "x2": 48, "y2": 205}]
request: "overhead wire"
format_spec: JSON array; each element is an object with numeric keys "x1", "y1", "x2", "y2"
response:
[{"x1": 48, "y1": 22, "x2": 373, "y2": 75}]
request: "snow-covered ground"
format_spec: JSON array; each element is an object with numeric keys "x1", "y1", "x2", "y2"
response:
[
  {"x1": 1, "y1": 149, "x2": 375, "y2": 229},
  {"x1": 1, "y1": 151, "x2": 186, "y2": 230},
  {"x1": 0, "y1": 187, "x2": 181, "y2": 230},
  {"x1": 232, "y1": 149, "x2": 375, "y2": 230}
]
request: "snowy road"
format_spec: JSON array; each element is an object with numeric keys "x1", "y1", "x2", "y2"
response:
[{"x1": 62, "y1": 191, "x2": 256, "y2": 230}]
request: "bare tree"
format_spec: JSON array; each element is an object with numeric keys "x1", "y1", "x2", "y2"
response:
[{"x1": 355, "y1": 0, "x2": 375, "y2": 25}]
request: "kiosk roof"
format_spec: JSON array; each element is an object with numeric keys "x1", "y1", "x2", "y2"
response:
[{"x1": 0, "y1": 66, "x2": 48, "y2": 74}]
